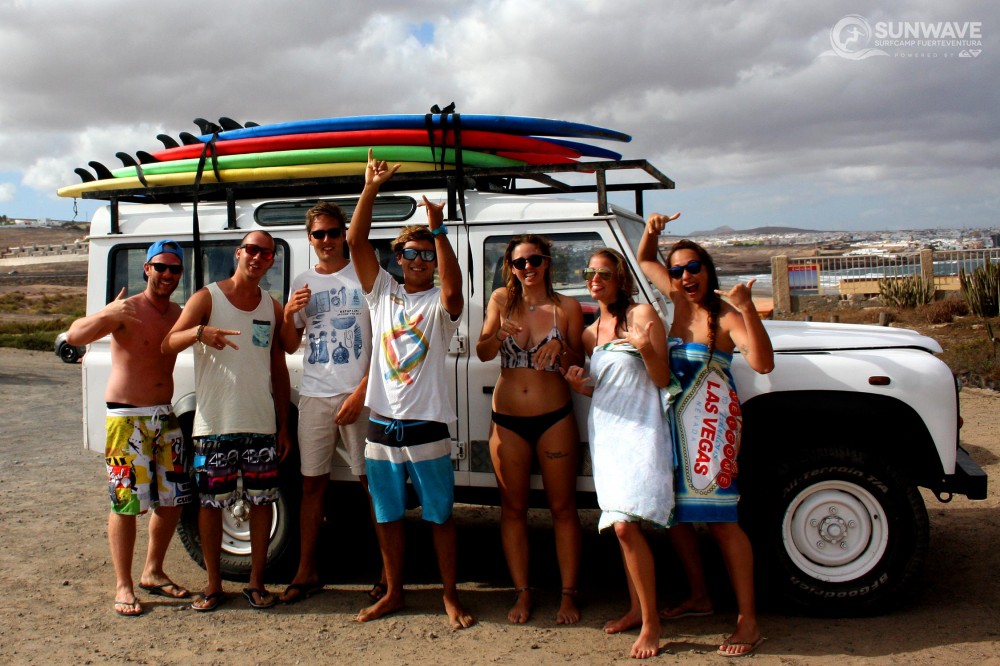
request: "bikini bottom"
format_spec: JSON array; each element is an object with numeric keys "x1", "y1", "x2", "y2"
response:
[{"x1": 491, "y1": 402, "x2": 574, "y2": 446}]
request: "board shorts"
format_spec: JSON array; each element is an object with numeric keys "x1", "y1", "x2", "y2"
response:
[
  {"x1": 297, "y1": 394, "x2": 369, "y2": 477},
  {"x1": 192, "y1": 433, "x2": 280, "y2": 508},
  {"x1": 105, "y1": 404, "x2": 193, "y2": 516},
  {"x1": 364, "y1": 415, "x2": 454, "y2": 524}
]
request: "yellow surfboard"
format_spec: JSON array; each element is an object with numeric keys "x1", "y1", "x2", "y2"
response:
[{"x1": 58, "y1": 161, "x2": 454, "y2": 198}]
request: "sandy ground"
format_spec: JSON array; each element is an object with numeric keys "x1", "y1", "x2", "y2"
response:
[{"x1": 1, "y1": 348, "x2": 998, "y2": 665}]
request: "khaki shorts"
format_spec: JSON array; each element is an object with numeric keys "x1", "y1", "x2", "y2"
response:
[{"x1": 297, "y1": 394, "x2": 369, "y2": 476}]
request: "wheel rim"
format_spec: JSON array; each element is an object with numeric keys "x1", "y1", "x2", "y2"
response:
[
  {"x1": 782, "y1": 480, "x2": 888, "y2": 583},
  {"x1": 60, "y1": 345, "x2": 77, "y2": 362},
  {"x1": 220, "y1": 498, "x2": 279, "y2": 556}
]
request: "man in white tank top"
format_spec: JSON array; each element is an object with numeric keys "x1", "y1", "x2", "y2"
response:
[{"x1": 163, "y1": 230, "x2": 291, "y2": 612}]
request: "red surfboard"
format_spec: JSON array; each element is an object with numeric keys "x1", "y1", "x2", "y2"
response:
[{"x1": 150, "y1": 129, "x2": 583, "y2": 163}]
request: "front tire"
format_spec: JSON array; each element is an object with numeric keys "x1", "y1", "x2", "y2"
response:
[
  {"x1": 59, "y1": 343, "x2": 80, "y2": 363},
  {"x1": 749, "y1": 447, "x2": 929, "y2": 615}
]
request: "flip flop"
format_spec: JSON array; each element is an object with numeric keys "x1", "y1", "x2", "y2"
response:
[
  {"x1": 139, "y1": 581, "x2": 191, "y2": 599},
  {"x1": 281, "y1": 582, "x2": 325, "y2": 605},
  {"x1": 191, "y1": 591, "x2": 226, "y2": 613},
  {"x1": 243, "y1": 587, "x2": 277, "y2": 609},
  {"x1": 368, "y1": 581, "x2": 387, "y2": 601},
  {"x1": 718, "y1": 636, "x2": 766, "y2": 658},
  {"x1": 659, "y1": 607, "x2": 714, "y2": 620},
  {"x1": 114, "y1": 598, "x2": 143, "y2": 617}
]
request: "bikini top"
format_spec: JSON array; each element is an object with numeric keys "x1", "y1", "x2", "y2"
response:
[{"x1": 500, "y1": 306, "x2": 564, "y2": 371}]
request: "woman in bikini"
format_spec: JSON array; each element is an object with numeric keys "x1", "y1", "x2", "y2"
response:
[
  {"x1": 637, "y1": 212, "x2": 773, "y2": 658},
  {"x1": 476, "y1": 234, "x2": 585, "y2": 624},
  {"x1": 563, "y1": 247, "x2": 673, "y2": 659}
]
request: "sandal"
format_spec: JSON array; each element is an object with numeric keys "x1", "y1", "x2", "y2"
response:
[
  {"x1": 114, "y1": 598, "x2": 143, "y2": 617},
  {"x1": 191, "y1": 591, "x2": 226, "y2": 613},
  {"x1": 242, "y1": 587, "x2": 276, "y2": 609},
  {"x1": 368, "y1": 581, "x2": 387, "y2": 601}
]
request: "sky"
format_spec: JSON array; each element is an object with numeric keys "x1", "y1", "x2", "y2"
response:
[{"x1": 0, "y1": 0, "x2": 996, "y2": 234}]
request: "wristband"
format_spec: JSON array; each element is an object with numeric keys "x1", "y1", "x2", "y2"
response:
[
  {"x1": 431, "y1": 225, "x2": 448, "y2": 236},
  {"x1": 195, "y1": 325, "x2": 205, "y2": 343}
]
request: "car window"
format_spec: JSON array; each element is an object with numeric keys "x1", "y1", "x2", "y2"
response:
[
  {"x1": 483, "y1": 232, "x2": 603, "y2": 325},
  {"x1": 109, "y1": 240, "x2": 289, "y2": 305}
]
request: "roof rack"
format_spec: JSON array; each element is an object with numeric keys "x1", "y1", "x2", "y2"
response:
[{"x1": 80, "y1": 159, "x2": 674, "y2": 219}]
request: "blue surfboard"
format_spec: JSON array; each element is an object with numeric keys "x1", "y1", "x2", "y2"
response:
[{"x1": 199, "y1": 114, "x2": 632, "y2": 144}]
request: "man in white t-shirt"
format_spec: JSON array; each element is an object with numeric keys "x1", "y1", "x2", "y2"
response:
[
  {"x1": 346, "y1": 150, "x2": 474, "y2": 630},
  {"x1": 277, "y1": 201, "x2": 374, "y2": 605}
]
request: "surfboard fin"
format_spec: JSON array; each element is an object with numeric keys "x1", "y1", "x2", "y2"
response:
[
  {"x1": 136, "y1": 150, "x2": 159, "y2": 164},
  {"x1": 88, "y1": 161, "x2": 115, "y2": 180},
  {"x1": 156, "y1": 134, "x2": 180, "y2": 149},
  {"x1": 218, "y1": 116, "x2": 243, "y2": 131},
  {"x1": 116, "y1": 152, "x2": 139, "y2": 168},
  {"x1": 179, "y1": 132, "x2": 201, "y2": 145},
  {"x1": 244, "y1": 121, "x2": 260, "y2": 128},
  {"x1": 193, "y1": 118, "x2": 223, "y2": 134},
  {"x1": 74, "y1": 167, "x2": 95, "y2": 183}
]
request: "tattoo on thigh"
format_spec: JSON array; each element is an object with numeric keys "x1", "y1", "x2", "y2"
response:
[{"x1": 544, "y1": 450, "x2": 568, "y2": 460}]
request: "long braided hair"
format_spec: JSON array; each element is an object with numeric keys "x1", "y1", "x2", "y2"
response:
[
  {"x1": 589, "y1": 247, "x2": 636, "y2": 335},
  {"x1": 667, "y1": 239, "x2": 721, "y2": 356},
  {"x1": 502, "y1": 234, "x2": 557, "y2": 318}
]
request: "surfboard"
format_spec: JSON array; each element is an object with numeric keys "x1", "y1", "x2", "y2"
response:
[
  {"x1": 197, "y1": 114, "x2": 632, "y2": 143},
  {"x1": 150, "y1": 128, "x2": 587, "y2": 162},
  {"x1": 111, "y1": 146, "x2": 525, "y2": 179},
  {"x1": 58, "y1": 161, "x2": 453, "y2": 198}
]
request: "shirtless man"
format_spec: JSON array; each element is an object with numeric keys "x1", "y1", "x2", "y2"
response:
[{"x1": 67, "y1": 239, "x2": 192, "y2": 617}]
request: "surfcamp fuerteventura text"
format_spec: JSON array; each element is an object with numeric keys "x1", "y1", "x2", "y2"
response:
[{"x1": 821, "y1": 15, "x2": 984, "y2": 60}]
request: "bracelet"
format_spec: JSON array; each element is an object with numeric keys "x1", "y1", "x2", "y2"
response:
[
  {"x1": 431, "y1": 224, "x2": 448, "y2": 236},
  {"x1": 195, "y1": 325, "x2": 205, "y2": 343}
]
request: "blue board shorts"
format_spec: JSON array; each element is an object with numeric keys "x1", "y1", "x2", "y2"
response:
[
  {"x1": 364, "y1": 416, "x2": 454, "y2": 524},
  {"x1": 192, "y1": 433, "x2": 280, "y2": 508},
  {"x1": 105, "y1": 404, "x2": 193, "y2": 515}
]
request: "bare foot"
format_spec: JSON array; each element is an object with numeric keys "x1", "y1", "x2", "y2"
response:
[
  {"x1": 604, "y1": 608, "x2": 642, "y2": 634},
  {"x1": 444, "y1": 594, "x2": 475, "y2": 630},
  {"x1": 720, "y1": 616, "x2": 762, "y2": 654},
  {"x1": 508, "y1": 587, "x2": 532, "y2": 624},
  {"x1": 630, "y1": 624, "x2": 661, "y2": 659},
  {"x1": 556, "y1": 589, "x2": 580, "y2": 625},
  {"x1": 356, "y1": 592, "x2": 404, "y2": 622}
]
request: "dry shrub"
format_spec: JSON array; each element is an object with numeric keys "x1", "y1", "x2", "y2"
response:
[{"x1": 922, "y1": 299, "x2": 969, "y2": 324}]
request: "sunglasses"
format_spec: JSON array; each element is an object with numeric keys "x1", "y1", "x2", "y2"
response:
[
  {"x1": 583, "y1": 267, "x2": 613, "y2": 281},
  {"x1": 148, "y1": 262, "x2": 183, "y2": 275},
  {"x1": 309, "y1": 228, "x2": 343, "y2": 241},
  {"x1": 668, "y1": 260, "x2": 703, "y2": 280},
  {"x1": 510, "y1": 254, "x2": 548, "y2": 270},
  {"x1": 239, "y1": 244, "x2": 276, "y2": 261},
  {"x1": 401, "y1": 248, "x2": 437, "y2": 262}
]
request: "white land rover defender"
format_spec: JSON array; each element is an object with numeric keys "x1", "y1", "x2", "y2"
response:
[{"x1": 75, "y1": 158, "x2": 986, "y2": 615}]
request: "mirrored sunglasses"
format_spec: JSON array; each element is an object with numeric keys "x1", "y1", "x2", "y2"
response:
[
  {"x1": 148, "y1": 262, "x2": 183, "y2": 275},
  {"x1": 401, "y1": 248, "x2": 437, "y2": 262},
  {"x1": 511, "y1": 254, "x2": 548, "y2": 270},
  {"x1": 310, "y1": 228, "x2": 343, "y2": 241},
  {"x1": 239, "y1": 244, "x2": 275, "y2": 261},
  {"x1": 583, "y1": 267, "x2": 613, "y2": 281},
  {"x1": 668, "y1": 260, "x2": 703, "y2": 280}
]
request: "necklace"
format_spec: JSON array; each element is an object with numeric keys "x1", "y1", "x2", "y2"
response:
[{"x1": 142, "y1": 292, "x2": 170, "y2": 317}]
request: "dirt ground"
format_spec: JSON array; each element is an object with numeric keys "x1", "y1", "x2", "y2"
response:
[{"x1": 0, "y1": 348, "x2": 998, "y2": 665}]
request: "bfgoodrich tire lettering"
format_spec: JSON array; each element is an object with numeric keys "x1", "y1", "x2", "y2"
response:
[{"x1": 760, "y1": 447, "x2": 928, "y2": 615}]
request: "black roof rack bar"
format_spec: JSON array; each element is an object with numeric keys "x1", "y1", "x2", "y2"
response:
[{"x1": 79, "y1": 159, "x2": 674, "y2": 209}]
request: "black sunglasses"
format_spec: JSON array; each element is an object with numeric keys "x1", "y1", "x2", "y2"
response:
[
  {"x1": 310, "y1": 228, "x2": 343, "y2": 241},
  {"x1": 148, "y1": 262, "x2": 183, "y2": 275},
  {"x1": 668, "y1": 260, "x2": 703, "y2": 280},
  {"x1": 401, "y1": 248, "x2": 437, "y2": 262},
  {"x1": 511, "y1": 254, "x2": 548, "y2": 270},
  {"x1": 239, "y1": 244, "x2": 276, "y2": 261}
]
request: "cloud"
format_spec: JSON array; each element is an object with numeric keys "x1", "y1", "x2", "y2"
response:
[{"x1": 0, "y1": 182, "x2": 14, "y2": 202}]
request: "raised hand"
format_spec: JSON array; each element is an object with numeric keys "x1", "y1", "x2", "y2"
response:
[
  {"x1": 201, "y1": 326, "x2": 241, "y2": 351},
  {"x1": 419, "y1": 195, "x2": 446, "y2": 230},
  {"x1": 618, "y1": 319, "x2": 655, "y2": 352},
  {"x1": 717, "y1": 278, "x2": 756, "y2": 310},
  {"x1": 645, "y1": 211, "x2": 681, "y2": 235},
  {"x1": 365, "y1": 148, "x2": 400, "y2": 187}
]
